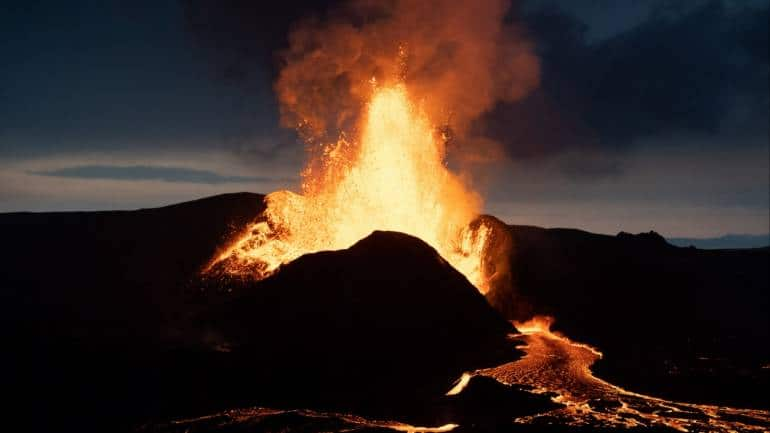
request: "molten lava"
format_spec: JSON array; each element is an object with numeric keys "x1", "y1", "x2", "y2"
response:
[
  {"x1": 208, "y1": 83, "x2": 493, "y2": 292},
  {"x1": 448, "y1": 316, "x2": 770, "y2": 432}
]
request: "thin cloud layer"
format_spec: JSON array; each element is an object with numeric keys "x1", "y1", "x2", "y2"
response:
[{"x1": 30, "y1": 165, "x2": 291, "y2": 185}]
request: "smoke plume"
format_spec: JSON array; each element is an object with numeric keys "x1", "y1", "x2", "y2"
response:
[{"x1": 275, "y1": 0, "x2": 540, "y2": 156}]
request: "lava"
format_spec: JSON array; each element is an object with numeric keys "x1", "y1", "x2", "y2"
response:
[
  {"x1": 207, "y1": 83, "x2": 494, "y2": 292},
  {"x1": 450, "y1": 316, "x2": 770, "y2": 432},
  {"x1": 205, "y1": 0, "x2": 539, "y2": 294},
  {"x1": 146, "y1": 407, "x2": 457, "y2": 433},
  {"x1": 198, "y1": 1, "x2": 768, "y2": 429}
]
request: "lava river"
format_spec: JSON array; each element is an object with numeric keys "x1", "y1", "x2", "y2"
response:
[
  {"x1": 147, "y1": 318, "x2": 770, "y2": 433},
  {"x1": 448, "y1": 316, "x2": 770, "y2": 432}
]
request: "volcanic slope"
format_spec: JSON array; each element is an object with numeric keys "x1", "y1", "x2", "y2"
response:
[
  {"x1": 490, "y1": 225, "x2": 770, "y2": 409},
  {"x1": 1, "y1": 196, "x2": 527, "y2": 431},
  {"x1": 3, "y1": 193, "x2": 769, "y2": 432},
  {"x1": 198, "y1": 230, "x2": 515, "y2": 416}
]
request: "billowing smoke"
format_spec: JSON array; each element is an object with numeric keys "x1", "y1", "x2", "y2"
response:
[{"x1": 275, "y1": 0, "x2": 540, "y2": 159}]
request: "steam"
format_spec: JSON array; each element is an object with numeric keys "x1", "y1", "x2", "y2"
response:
[
  {"x1": 275, "y1": 0, "x2": 539, "y2": 154},
  {"x1": 206, "y1": 0, "x2": 536, "y2": 296}
]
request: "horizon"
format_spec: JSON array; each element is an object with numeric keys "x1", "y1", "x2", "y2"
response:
[
  {"x1": 2, "y1": 190, "x2": 768, "y2": 245},
  {"x1": 3, "y1": 3, "x2": 769, "y2": 431},
  {"x1": 1, "y1": 0, "x2": 768, "y2": 238}
]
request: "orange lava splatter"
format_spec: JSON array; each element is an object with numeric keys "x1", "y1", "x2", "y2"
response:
[
  {"x1": 449, "y1": 316, "x2": 770, "y2": 432},
  {"x1": 207, "y1": 83, "x2": 493, "y2": 292}
]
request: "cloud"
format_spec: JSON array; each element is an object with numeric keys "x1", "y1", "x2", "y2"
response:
[
  {"x1": 559, "y1": 155, "x2": 623, "y2": 181},
  {"x1": 476, "y1": 0, "x2": 769, "y2": 160},
  {"x1": 274, "y1": 0, "x2": 538, "y2": 142},
  {"x1": 182, "y1": 0, "x2": 540, "y2": 169},
  {"x1": 180, "y1": 0, "x2": 337, "y2": 83},
  {"x1": 0, "y1": 148, "x2": 302, "y2": 211},
  {"x1": 29, "y1": 165, "x2": 293, "y2": 185},
  {"x1": 483, "y1": 140, "x2": 769, "y2": 237}
]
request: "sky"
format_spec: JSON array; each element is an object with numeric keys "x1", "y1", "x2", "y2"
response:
[{"x1": 1, "y1": 0, "x2": 767, "y2": 238}]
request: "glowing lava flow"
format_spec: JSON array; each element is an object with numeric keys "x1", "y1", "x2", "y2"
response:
[
  {"x1": 149, "y1": 407, "x2": 457, "y2": 433},
  {"x1": 207, "y1": 83, "x2": 493, "y2": 292},
  {"x1": 448, "y1": 316, "x2": 770, "y2": 432}
]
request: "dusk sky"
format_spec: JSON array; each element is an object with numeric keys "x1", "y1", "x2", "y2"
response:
[{"x1": 1, "y1": 0, "x2": 768, "y2": 237}]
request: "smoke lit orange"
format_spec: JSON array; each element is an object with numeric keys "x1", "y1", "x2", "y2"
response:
[{"x1": 208, "y1": 83, "x2": 494, "y2": 292}]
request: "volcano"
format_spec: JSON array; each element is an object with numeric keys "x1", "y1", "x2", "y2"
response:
[
  {"x1": 2, "y1": 193, "x2": 769, "y2": 432},
  {"x1": 0, "y1": 194, "x2": 519, "y2": 432},
  {"x1": 197, "y1": 230, "x2": 514, "y2": 413}
]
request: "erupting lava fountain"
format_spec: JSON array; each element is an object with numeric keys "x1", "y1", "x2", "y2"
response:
[{"x1": 207, "y1": 82, "x2": 498, "y2": 293}]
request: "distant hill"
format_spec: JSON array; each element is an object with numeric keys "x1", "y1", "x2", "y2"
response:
[{"x1": 668, "y1": 233, "x2": 770, "y2": 249}]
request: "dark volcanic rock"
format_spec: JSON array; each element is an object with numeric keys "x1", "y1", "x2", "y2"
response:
[
  {"x1": 200, "y1": 230, "x2": 513, "y2": 418},
  {"x1": 1, "y1": 193, "x2": 268, "y2": 433},
  {"x1": 0, "y1": 197, "x2": 515, "y2": 432},
  {"x1": 4, "y1": 193, "x2": 768, "y2": 431},
  {"x1": 0, "y1": 192, "x2": 267, "y2": 345},
  {"x1": 439, "y1": 377, "x2": 561, "y2": 429},
  {"x1": 488, "y1": 224, "x2": 770, "y2": 409}
]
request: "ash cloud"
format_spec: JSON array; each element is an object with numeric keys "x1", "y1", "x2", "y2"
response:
[
  {"x1": 274, "y1": 0, "x2": 540, "y2": 152},
  {"x1": 180, "y1": 0, "x2": 768, "y2": 180}
]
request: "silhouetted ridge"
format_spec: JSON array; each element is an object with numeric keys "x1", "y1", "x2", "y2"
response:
[{"x1": 616, "y1": 229, "x2": 669, "y2": 245}]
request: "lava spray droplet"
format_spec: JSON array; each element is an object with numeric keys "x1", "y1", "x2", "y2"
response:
[{"x1": 208, "y1": 84, "x2": 494, "y2": 293}]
